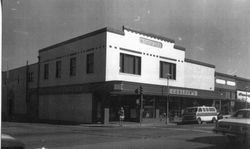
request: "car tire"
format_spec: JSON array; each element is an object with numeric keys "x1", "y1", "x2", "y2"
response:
[{"x1": 197, "y1": 118, "x2": 202, "y2": 125}]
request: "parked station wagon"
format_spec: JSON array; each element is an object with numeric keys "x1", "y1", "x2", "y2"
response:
[
  {"x1": 182, "y1": 106, "x2": 218, "y2": 124},
  {"x1": 214, "y1": 109, "x2": 250, "y2": 144}
]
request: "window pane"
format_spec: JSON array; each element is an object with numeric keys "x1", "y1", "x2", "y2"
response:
[
  {"x1": 124, "y1": 55, "x2": 134, "y2": 74},
  {"x1": 56, "y1": 61, "x2": 61, "y2": 78},
  {"x1": 120, "y1": 53, "x2": 141, "y2": 75},
  {"x1": 70, "y1": 57, "x2": 76, "y2": 76},
  {"x1": 44, "y1": 64, "x2": 49, "y2": 79},
  {"x1": 134, "y1": 57, "x2": 141, "y2": 75},
  {"x1": 160, "y1": 61, "x2": 176, "y2": 80},
  {"x1": 87, "y1": 53, "x2": 94, "y2": 73}
]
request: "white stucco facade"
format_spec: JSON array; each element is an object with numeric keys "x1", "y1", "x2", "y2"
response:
[
  {"x1": 38, "y1": 27, "x2": 215, "y2": 91},
  {"x1": 106, "y1": 29, "x2": 185, "y2": 88},
  {"x1": 39, "y1": 32, "x2": 107, "y2": 87},
  {"x1": 184, "y1": 61, "x2": 215, "y2": 91}
]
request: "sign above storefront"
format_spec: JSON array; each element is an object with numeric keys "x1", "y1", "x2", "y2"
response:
[
  {"x1": 139, "y1": 37, "x2": 163, "y2": 48},
  {"x1": 237, "y1": 91, "x2": 250, "y2": 102},
  {"x1": 169, "y1": 88, "x2": 198, "y2": 96}
]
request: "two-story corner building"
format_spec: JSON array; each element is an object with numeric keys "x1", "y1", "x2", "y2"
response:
[
  {"x1": 4, "y1": 26, "x2": 240, "y2": 124},
  {"x1": 34, "y1": 26, "x2": 217, "y2": 124}
]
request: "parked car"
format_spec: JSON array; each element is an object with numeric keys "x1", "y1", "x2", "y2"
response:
[
  {"x1": 214, "y1": 109, "x2": 250, "y2": 144},
  {"x1": 182, "y1": 106, "x2": 218, "y2": 124},
  {"x1": 1, "y1": 134, "x2": 25, "y2": 149}
]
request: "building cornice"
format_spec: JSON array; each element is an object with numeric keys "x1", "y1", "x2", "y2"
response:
[
  {"x1": 39, "y1": 27, "x2": 116, "y2": 53},
  {"x1": 173, "y1": 45, "x2": 186, "y2": 51},
  {"x1": 39, "y1": 26, "x2": 185, "y2": 53},
  {"x1": 185, "y1": 58, "x2": 215, "y2": 68},
  {"x1": 215, "y1": 72, "x2": 250, "y2": 82},
  {"x1": 123, "y1": 26, "x2": 175, "y2": 43}
]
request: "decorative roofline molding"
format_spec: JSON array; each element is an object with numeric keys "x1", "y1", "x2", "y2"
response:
[
  {"x1": 39, "y1": 26, "x2": 182, "y2": 53},
  {"x1": 185, "y1": 58, "x2": 215, "y2": 68},
  {"x1": 173, "y1": 45, "x2": 186, "y2": 51},
  {"x1": 122, "y1": 26, "x2": 175, "y2": 43},
  {"x1": 39, "y1": 27, "x2": 125, "y2": 53},
  {"x1": 215, "y1": 72, "x2": 250, "y2": 82}
]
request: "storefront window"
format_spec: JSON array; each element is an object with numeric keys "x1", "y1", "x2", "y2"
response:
[{"x1": 143, "y1": 98, "x2": 155, "y2": 118}]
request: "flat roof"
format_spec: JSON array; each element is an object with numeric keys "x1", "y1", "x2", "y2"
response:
[
  {"x1": 215, "y1": 72, "x2": 250, "y2": 82},
  {"x1": 39, "y1": 26, "x2": 180, "y2": 53},
  {"x1": 39, "y1": 27, "x2": 124, "y2": 53},
  {"x1": 185, "y1": 58, "x2": 215, "y2": 68},
  {"x1": 123, "y1": 26, "x2": 175, "y2": 43}
]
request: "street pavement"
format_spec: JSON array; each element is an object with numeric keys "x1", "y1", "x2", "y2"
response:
[{"x1": 1, "y1": 122, "x2": 249, "y2": 149}]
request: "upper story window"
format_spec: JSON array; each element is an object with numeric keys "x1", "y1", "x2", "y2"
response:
[
  {"x1": 44, "y1": 63, "x2": 49, "y2": 80},
  {"x1": 160, "y1": 61, "x2": 176, "y2": 80},
  {"x1": 56, "y1": 61, "x2": 62, "y2": 78},
  {"x1": 28, "y1": 72, "x2": 34, "y2": 82},
  {"x1": 120, "y1": 53, "x2": 141, "y2": 75},
  {"x1": 87, "y1": 53, "x2": 94, "y2": 73},
  {"x1": 70, "y1": 57, "x2": 76, "y2": 76}
]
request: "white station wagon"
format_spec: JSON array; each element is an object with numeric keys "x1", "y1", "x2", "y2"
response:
[
  {"x1": 214, "y1": 109, "x2": 250, "y2": 144},
  {"x1": 182, "y1": 106, "x2": 218, "y2": 124}
]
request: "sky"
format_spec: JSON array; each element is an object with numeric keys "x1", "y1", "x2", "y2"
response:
[{"x1": 2, "y1": 0, "x2": 250, "y2": 78}]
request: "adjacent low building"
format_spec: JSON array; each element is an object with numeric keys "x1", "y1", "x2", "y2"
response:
[{"x1": 2, "y1": 26, "x2": 250, "y2": 124}]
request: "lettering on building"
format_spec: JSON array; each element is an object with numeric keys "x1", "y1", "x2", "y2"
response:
[
  {"x1": 169, "y1": 88, "x2": 198, "y2": 96},
  {"x1": 139, "y1": 37, "x2": 163, "y2": 48}
]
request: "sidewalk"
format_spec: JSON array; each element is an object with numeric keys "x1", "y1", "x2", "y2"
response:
[{"x1": 80, "y1": 121, "x2": 177, "y2": 128}]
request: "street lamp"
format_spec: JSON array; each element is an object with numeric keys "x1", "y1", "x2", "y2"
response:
[{"x1": 166, "y1": 73, "x2": 171, "y2": 124}]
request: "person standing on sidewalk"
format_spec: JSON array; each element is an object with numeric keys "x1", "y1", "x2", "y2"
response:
[{"x1": 118, "y1": 107, "x2": 125, "y2": 126}]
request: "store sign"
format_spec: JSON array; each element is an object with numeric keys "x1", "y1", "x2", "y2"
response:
[
  {"x1": 237, "y1": 91, "x2": 250, "y2": 102},
  {"x1": 169, "y1": 88, "x2": 198, "y2": 96},
  {"x1": 139, "y1": 37, "x2": 163, "y2": 48},
  {"x1": 216, "y1": 79, "x2": 226, "y2": 85},
  {"x1": 113, "y1": 84, "x2": 123, "y2": 90},
  {"x1": 226, "y1": 81, "x2": 236, "y2": 86}
]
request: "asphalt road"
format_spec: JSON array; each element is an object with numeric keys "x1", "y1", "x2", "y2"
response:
[{"x1": 1, "y1": 122, "x2": 249, "y2": 149}]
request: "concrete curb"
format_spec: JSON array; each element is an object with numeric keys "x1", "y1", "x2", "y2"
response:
[{"x1": 80, "y1": 122, "x2": 177, "y2": 128}]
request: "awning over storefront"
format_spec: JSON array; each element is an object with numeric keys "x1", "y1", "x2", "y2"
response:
[{"x1": 110, "y1": 81, "x2": 218, "y2": 100}]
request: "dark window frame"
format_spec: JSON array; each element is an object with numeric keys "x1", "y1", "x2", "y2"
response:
[
  {"x1": 28, "y1": 72, "x2": 34, "y2": 82},
  {"x1": 119, "y1": 53, "x2": 141, "y2": 75},
  {"x1": 56, "y1": 60, "x2": 62, "y2": 78},
  {"x1": 87, "y1": 53, "x2": 94, "y2": 74},
  {"x1": 44, "y1": 63, "x2": 49, "y2": 80},
  {"x1": 160, "y1": 61, "x2": 176, "y2": 80},
  {"x1": 70, "y1": 57, "x2": 76, "y2": 76}
]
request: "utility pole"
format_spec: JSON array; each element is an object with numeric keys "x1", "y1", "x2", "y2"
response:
[
  {"x1": 166, "y1": 73, "x2": 171, "y2": 124},
  {"x1": 139, "y1": 86, "x2": 143, "y2": 126}
]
